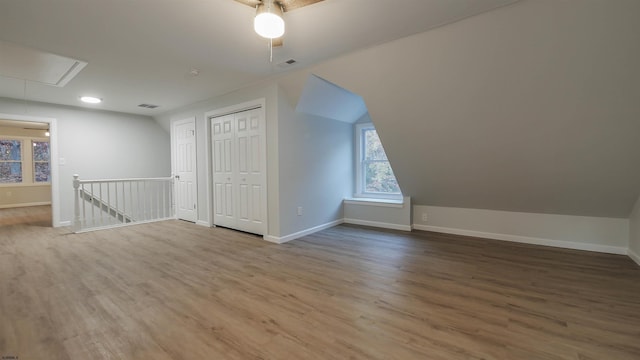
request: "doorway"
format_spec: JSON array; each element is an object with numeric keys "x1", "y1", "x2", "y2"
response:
[
  {"x1": 206, "y1": 100, "x2": 267, "y2": 236},
  {"x1": 0, "y1": 113, "x2": 59, "y2": 227},
  {"x1": 172, "y1": 117, "x2": 198, "y2": 223}
]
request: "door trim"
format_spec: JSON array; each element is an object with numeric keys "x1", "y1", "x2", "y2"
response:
[
  {"x1": 171, "y1": 116, "x2": 198, "y2": 222},
  {"x1": 204, "y1": 98, "x2": 267, "y2": 234},
  {"x1": 0, "y1": 113, "x2": 60, "y2": 227}
]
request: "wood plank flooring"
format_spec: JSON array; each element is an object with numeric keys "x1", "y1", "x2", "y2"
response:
[
  {"x1": 1, "y1": 214, "x2": 639, "y2": 359},
  {"x1": 0, "y1": 205, "x2": 51, "y2": 227}
]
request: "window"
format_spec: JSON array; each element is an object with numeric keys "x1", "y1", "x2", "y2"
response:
[
  {"x1": 0, "y1": 139, "x2": 22, "y2": 183},
  {"x1": 355, "y1": 123, "x2": 401, "y2": 199},
  {"x1": 33, "y1": 141, "x2": 51, "y2": 182}
]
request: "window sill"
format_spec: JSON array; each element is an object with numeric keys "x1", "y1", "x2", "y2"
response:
[
  {"x1": 344, "y1": 197, "x2": 405, "y2": 208},
  {"x1": 0, "y1": 182, "x2": 51, "y2": 188}
]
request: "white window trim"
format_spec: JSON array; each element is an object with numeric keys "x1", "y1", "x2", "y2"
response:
[
  {"x1": 354, "y1": 123, "x2": 402, "y2": 200},
  {"x1": 0, "y1": 136, "x2": 51, "y2": 186}
]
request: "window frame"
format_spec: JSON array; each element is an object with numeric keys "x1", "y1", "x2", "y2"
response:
[
  {"x1": 0, "y1": 136, "x2": 50, "y2": 187},
  {"x1": 354, "y1": 123, "x2": 402, "y2": 200},
  {"x1": 32, "y1": 140, "x2": 51, "y2": 183},
  {"x1": 0, "y1": 138, "x2": 24, "y2": 184}
]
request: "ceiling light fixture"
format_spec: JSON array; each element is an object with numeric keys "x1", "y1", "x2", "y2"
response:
[
  {"x1": 80, "y1": 96, "x2": 102, "y2": 104},
  {"x1": 254, "y1": 0, "x2": 285, "y2": 39}
]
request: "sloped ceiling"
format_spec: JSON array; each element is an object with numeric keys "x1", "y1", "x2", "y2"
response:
[
  {"x1": 296, "y1": 74, "x2": 367, "y2": 123},
  {"x1": 0, "y1": 0, "x2": 518, "y2": 115},
  {"x1": 280, "y1": 0, "x2": 640, "y2": 218}
]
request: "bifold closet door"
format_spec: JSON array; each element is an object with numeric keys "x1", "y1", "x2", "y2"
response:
[
  {"x1": 212, "y1": 114, "x2": 236, "y2": 229},
  {"x1": 211, "y1": 109, "x2": 265, "y2": 235}
]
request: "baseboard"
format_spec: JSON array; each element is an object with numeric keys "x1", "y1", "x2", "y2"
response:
[
  {"x1": 412, "y1": 224, "x2": 627, "y2": 255},
  {"x1": 195, "y1": 220, "x2": 211, "y2": 227},
  {"x1": 344, "y1": 218, "x2": 412, "y2": 231},
  {"x1": 263, "y1": 219, "x2": 344, "y2": 244},
  {"x1": 0, "y1": 201, "x2": 51, "y2": 209},
  {"x1": 628, "y1": 248, "x2": 640, "y2": 266},
  {"x1": 57, "y1": 220, "x2": 72, "y2": 228}
]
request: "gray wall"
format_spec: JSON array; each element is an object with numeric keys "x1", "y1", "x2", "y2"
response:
[
  {"x1": 630, "y1": 196, "x2": 640, "y2": 262},
  {"x1": 0, "y1": 97, "x2": 170, "y2": 224},
  {"x1": 279, "y1": 0, "x2": 640, "y2": 219},
  {"x1": 154, "y1": 83, "x2": 282, "y2": 235},
  {"x1": 155, "y1": 83, "x2": 353, "y2": 239},
  {"x1": 277, "y1": 93, "x2": 353, "y2": 236}
]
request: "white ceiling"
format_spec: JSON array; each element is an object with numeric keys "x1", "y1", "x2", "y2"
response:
[{"x1": 0, "y1": 0, "x2": 519, "y2": 116}]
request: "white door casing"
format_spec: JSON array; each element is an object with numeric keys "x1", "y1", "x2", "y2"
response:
[
  {"x1": 173, "y1": 117, "x2": 197, "y2": 222},
  {"x1": 211, "y1": 108, "x2": 266, "y2": 235}
]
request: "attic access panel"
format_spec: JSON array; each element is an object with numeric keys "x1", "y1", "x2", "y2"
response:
[{"x1": 0, "y1": 40, "x2": 87, "y2": 87}]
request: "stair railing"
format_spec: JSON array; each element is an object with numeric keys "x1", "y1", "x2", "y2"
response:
[{"x1": 73, "y1": 174, "x2": 174, "y2": 232}]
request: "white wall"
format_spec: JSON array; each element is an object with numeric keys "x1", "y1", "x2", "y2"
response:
[
  {"x1": 344, "y1": 197, "x2": 411, "y2": 231},
  {"x1": 629, "y1": 196, "x2": 640, "y2": 265},
  {"x1": 0, "y1": 97, "x2": 170, "y2": 225},
  {"x1": 413, "y1": 205, "x2": 629, "y2": 254}
]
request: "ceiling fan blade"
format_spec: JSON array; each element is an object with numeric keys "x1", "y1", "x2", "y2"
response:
[
  {"x1": 278, "y1": 0, "x2": 324, "y2": 12},
  {"x1": 234, "y1": 0, "x2": 324, "y2": 12},
  {"x1": 234, "y1": 0, "x2": 261, "y2": 9}
]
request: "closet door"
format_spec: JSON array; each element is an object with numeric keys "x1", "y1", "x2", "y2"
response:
[
  {"x1": 234, "y1": 109, "x2": 265, "y2": 234},
  {"x1": 211, "y1": 114, "x2": 236, "y2": 229},
  {"x1": 211, "y1": 108, "x2": 265, "y2": 235}
]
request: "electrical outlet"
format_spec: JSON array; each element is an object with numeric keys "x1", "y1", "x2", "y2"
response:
[
  {"x1": 421, "y1": 213, "x2": 428, "y2": 222},
  {"x1": 297, "y1": 206, "x2": 303, "y2": 216}
]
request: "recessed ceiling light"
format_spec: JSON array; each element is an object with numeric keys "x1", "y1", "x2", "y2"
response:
[{"x1": 80, "y1": 96, "x2": 102, "y2": 104}]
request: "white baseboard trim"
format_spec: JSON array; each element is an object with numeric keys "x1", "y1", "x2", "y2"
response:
[
  {"x1": 195, "y1": 220, "x2": 212, "y2": 227},
  {"x1": 57, "y1": 220, "x2": 71, "y2": 228},
  {"x1": 628, "y1": 248, "x2": 640, "y2": 266},
  {"x1": 412, "y1": 224, "x2": 627, "y2": 255},
  {"x1": 263, "y1": 219, "x2": 344, "y2": 244},
  {"x1": 344, "y1": 218, "x2": 412, "y2": 231},
  {"x1": 0, "y1": 201, "x2": 51, "y2": 209}
]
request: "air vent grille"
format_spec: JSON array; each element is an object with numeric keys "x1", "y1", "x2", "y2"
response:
[
  {"x1": 138, "y1": 104, "x2": 159, "y2": 109},
  {"x1": 277, "y1": 59, "x2": 297, "y2": 68}
]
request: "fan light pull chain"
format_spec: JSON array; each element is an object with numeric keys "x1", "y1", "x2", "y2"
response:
[{"x1": 269, "y1": 38, "x2": 273, "y2": 62}]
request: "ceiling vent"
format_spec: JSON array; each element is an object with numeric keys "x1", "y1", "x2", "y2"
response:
[
  {"x1": 138, "y1": 103, "x2": 159, "y2": 109},
  {"x1": 0, "y1": 40, "x2": 87, "y2": 87},
  {"x1": 277, "y1": 59, "x2": 297, "y2": 68}
]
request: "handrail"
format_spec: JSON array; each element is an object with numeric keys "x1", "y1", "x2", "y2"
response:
[
  {"x1": 78, "y1": 177, "x2": 172, "y2": 184},
  {"x1": 73, "y1": 174, "x2": 175, "y2": 232}
]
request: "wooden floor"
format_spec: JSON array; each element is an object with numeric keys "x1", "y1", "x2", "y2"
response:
[
  {"x1": 1, "y1": 210, "x2": 639, "y2": 359},
  {"x1": 0, "y1": 204, "x2": 51, "y2": 227}
]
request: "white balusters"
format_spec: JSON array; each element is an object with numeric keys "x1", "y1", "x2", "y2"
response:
[{"x1": 73, "y1": 175, "x2": 175, "y2": 232}]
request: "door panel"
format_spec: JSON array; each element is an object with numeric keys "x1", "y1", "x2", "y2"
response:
[
  {"x1": 211, "y1": 108, "x2": 265, "y2": 235},
  {"x1": 173, "y1": 118, "x2": 197, "y2": 222},
  {"x1": 212, "y1": 114, "x2": 236, "y2": 228}
]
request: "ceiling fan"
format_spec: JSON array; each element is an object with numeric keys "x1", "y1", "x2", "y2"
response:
[{"x1": 234, "y1": 0, "x2": 324, "y2": 48}]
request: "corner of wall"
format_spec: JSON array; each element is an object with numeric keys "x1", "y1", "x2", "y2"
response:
[{"x1": 629, "y1": 195, "x2": 640, "y2": 266}]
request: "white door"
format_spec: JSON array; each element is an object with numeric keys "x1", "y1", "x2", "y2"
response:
[
  {"x1": 212, "y1": 114, "x2": 236, "y2": 228},
  {"x1": 211, "y1": 108, "x2": 265, "y2": 235},
  {"x1": 234, "y1": 109, "x2": 265, "y2": 234},
  {"x1": 173, "y1": 117, "x2": 197, "y2": 222}
]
